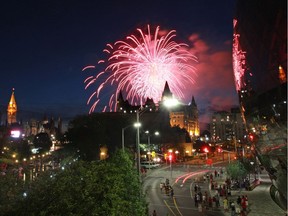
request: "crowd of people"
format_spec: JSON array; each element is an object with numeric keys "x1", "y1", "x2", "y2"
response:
[
  {"x1": 152, "y1": 169, "x2": 251, "y2": 216},
  {"x1": 160, "y1": 178, "x2": 174, "y2": 197},
  {"x1": 208, "y1": 169, "x2": 250, "y2": 216}
]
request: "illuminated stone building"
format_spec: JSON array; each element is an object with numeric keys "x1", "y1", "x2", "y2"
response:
[
  {"x1": 169, "y1": 96, "x2": 200, "y2": 140},
  {"x1": 4, "y1": 89, "x2": 62, "y2": 138},
  {"x1": 117, "y1": 81, "x2": 200, "y2": 139},
  {"x1": 116, "y1": 81, "x2": 195, "y2": 156},
  {"x1": 7, "y1": 88, "x2": 17, "y2": 125}
]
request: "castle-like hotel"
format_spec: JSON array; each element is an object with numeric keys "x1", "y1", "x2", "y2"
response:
[
  {"x1": 116, "y1": 82, "x2": 200, "y2": 139},
  {"x1": 4, "y1": 84, "x2": 200, "y2": 141}
]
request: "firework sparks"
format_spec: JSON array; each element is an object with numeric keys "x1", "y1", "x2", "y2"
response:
[
  {"x1": 232, "y1": 19, "x2": 246, "y2": 92},
  {"x1": 84, "y1": 25, "x2": 197, "y2": 113}
]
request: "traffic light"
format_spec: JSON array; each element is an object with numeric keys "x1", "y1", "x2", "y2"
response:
[
  {"x1": 249, "y1": 134, "x2": 254, "y2": 142},
  {"x1": 168, "y1": 154, "x2": 172, "y2": 162},
  {"x1": 217, "y1": 147, "x2": 222, "y2": 153},
  {"x1": 203, "y1": 147, "x2": 209, "y2": 153}
]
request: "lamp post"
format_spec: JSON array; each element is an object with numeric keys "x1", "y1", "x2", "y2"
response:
[
  {"x1": 145, "y1": 130, "x2": 159, "y2": 167},
  {"x1": 135, "y1": 110, "x2": 141, "y2": 181},
  {"x1": 168, "y1": 149, "x2": 173, "y2": 181},
  {"x1": 135, "y1": 97, "x2": 178, "y2": 181},
  {"x1": 122, "y1": 125, "x2": 133, "y2": 152}
]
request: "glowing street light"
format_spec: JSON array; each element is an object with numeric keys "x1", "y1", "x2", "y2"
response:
[
  {"x1": 145, "y1": 130, "x2": 159, "y2": 167},
  {"x1": 135, "y1": 110, "x2": 142, "y2": 181}
]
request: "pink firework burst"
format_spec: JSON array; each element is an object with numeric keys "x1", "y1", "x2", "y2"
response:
[{"x1": 84, "y1": 25, "x2": 197, "y2": 113}]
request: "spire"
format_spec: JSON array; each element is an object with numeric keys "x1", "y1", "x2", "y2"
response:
[
  {"x1": 162, "y1": 81, "x2": 172, "y2": 100},
  {"x1": 117, "y1": 90, "x2": 124, "y2": 102},
  {"x1": 7, "y1": 88, "x2": 17, "y2": 124},
  {"x1": 191, "y1": 95, "x2": 197, "y2": 107}
]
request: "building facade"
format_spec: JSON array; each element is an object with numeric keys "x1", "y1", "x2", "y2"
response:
[
  {"x1": 169, "y1": 96, "x2": 200, "y2": 139},
  {"x1": 210, "y1": 108, "x2": 245, "y2": 143},
  {"x1": 117, "y1": 82, "x2": 200, "y2": 140}
]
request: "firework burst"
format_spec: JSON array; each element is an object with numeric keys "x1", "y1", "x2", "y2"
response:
[{"x1": 84, "y1": 25, "x2": 197, "y2": 113}]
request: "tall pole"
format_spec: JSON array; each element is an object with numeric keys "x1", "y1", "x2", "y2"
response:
[
  {"x1": 148, "y1": 134, "x2": 151, "y2": 168},
  {"x1": 136, "y1": 110, "x2": 141, "y2": 182},
  {"x1": 170, "y1": 158, "x2": 172, "y2": 181},
  {"x1": 121, "y1": 128, "x2": 125, "y2": 152}
]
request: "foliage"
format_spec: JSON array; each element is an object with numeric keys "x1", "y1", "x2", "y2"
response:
[
  {"x1": 66, "y1": 113, "x2": 131, "y2": 161},
  {"x1": 33, "y1": 132, "x2": 52, "y2": 153},
  {"x1": 6, "y1": 149, "x2": 147, "y2": 216},
  {"x1": 0, "y1": 170, "x2": 26, "y2": 215},
  {"x1": 226, "y1": 160, "x2": 248, "y2": 181}
]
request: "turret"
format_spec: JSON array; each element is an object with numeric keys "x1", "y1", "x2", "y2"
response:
[{"x1": 7, "y1": 88, "x2": 17, "y2": 124}]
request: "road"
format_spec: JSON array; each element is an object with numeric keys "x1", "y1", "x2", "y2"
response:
[{"x1": 143, "y1": 163, "x2": 227, "y2": 216}]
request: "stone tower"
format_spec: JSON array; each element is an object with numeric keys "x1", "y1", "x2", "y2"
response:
[
  {"x1": 7, "y1": 88, "x2": 17, "y2": 125},
  {"x1": 188, "y1": 96, "x2": 200, "y2": 137}
]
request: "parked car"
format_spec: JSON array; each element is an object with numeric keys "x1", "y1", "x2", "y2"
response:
[{"x1": 140, "y1": 161, "x2": 159, "y2": 169}]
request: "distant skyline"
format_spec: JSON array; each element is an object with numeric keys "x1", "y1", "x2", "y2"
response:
[{"x1": 0, "y1": 0, "x2": 239, "y2": 129}]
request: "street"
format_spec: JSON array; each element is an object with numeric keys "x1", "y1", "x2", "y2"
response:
[{"x1": 143, "y1": 163, "x2": 227, "y2": 216}]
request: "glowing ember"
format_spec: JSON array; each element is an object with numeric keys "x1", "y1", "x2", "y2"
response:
[
  {"x1": 84, "y1": 25, "x2": 197, "y2": 113},
  {"x1": 232, "y1": 19, "x2": 246, "y2": 92}
]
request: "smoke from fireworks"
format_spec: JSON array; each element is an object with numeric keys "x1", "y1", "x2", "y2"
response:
[{"x1": 84, "y1": 25, "x2": 197, "y2": 113}]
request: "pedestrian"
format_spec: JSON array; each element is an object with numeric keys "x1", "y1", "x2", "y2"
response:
[
  {"x1": 244, "y1": 195, "x2": 249, "y2": 211},
  {"x1": 208, "y1": 196, "x2": 213, "y2": 208},
  {"x1": 160, "y1": 182, "x2": 163, "y2": 192},
  {"x1": 165, "y1": 185, "x2": 169, "y2": 195},
  {"x1": 241, "y1": 196, "x2": 247, "y2": 214},
  {"x1": 235, "y1": 204, "x2": 241, "y2": 215},
  {"x1": 196, "y1": 193, "x2": 201, "y2": 205},
  {"x1": 212, "y1": 196, "x2": 216, "y2": 208},
  {"x1": 227, "y1": 187, "x2": 231, "y2": 196},
  {"x1": 194, "y1": 193, "x2": 198, "y2": 207},
  {"x1": 195, "y1": 184, "x2": 199, "y2": 192},
  {"x1": 215, "y1": 196, "x2": 220, "y2": 208},
  {"x1": 231, "y1": 201, "x2": 236, "y2": 216},
  {"x1": 170, "y1": 188, "x2": 174, "y2": 197},
  {"x1": 223, "y1": 197, "x2": 229, "y2": 212},
  {"x1": 237, "y1": 196, "x2": 241, "y2": 206},
  {"x1": 166, "y1": 178, "x2": 169, "y2": 185},
  {"x1": 152, "y1": 210, "x2": 157, "y2": 216}
]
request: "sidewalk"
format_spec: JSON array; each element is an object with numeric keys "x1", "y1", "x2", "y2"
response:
[{"x1": 209, "y1": 169, "x2": 287, "y2": 216}]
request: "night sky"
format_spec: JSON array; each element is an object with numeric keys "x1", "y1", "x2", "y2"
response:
[{"x1": 0, "y1": 0, "x2": 239, "y2": 129}]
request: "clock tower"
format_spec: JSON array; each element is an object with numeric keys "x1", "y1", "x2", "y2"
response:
[{"x1": 7, "y1": 88, "x2": 17, "y2": 124}]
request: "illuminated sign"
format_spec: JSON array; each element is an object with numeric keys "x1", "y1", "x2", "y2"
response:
[{"x1": 11, "y1": 130, "x2": 21, "y2": 138}]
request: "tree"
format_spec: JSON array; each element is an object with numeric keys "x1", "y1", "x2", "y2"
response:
[
  {"x1": 226, "y1": 161, "x2": 248, "y2": 181},
  {"x1": 9, "y1": 149, "x2": 147, "y2": 216},
  {"x1": 33, "y1": 132, "x2": 52, "y2": 153},
  {"x1": 66, "y1": 113, "x2": 131, "y2": 161}
]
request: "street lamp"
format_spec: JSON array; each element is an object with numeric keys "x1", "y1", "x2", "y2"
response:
[
  {"x1": 122, "y1": 125, "x2": 133, "y2": 152},
  {"x1": 175, "y1": 150, "x2": 179, "y2": 161},
  {"x1": 145, "y1": 130, "x2": 159, "y2": 167},
  {"x1": 135, "y1": 110, "x2": 141, "y2": 181},
  {"x1": 135, "y1": 97, "x2": 179, "y2": 181},
  {"x1": 168, "y1": 149, "x2": 173, "y2": 181}
]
